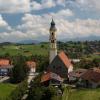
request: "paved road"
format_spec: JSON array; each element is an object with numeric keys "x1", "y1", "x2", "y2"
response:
[{"x1": 0, "y1": 76, "x2": 10, "y2": 83}]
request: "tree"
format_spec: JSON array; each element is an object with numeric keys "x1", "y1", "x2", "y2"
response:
[
  {"x1": 27, "y1": 74, "x2": 56, "y2": 100},
  {"x1": 10, "y1": 55, "x2": 29, "y2": 83},
  {"x1": 8, "y1": 80, "x2": 28, "y2": 100},
  {"x1": 92, "y1": 58, "x2": 100, "y2": 67}
]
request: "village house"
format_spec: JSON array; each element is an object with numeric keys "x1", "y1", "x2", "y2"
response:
[
  {"x1": 79, "y1": 68, "x2": 100, "y2": 88},
  {"x1": 69, "y1": 68, "x2": 100, "y2": 88},
  {"x1": 26, "y1": 61, "x2": 36, "y2": 73},
  {"x1": 0, "y1": 59, "x2": 13, "y2": 76},
  {"x1": 26, "y1": 60, "x2": 37, "y2": 84}
]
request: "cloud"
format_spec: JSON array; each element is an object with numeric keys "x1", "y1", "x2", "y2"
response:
[
  {"x1": 0, "y1": 0, "x2": 30, "y2": 13},
  {"x1": 0, "y1": 15, "x2": 8, "y2": 27},
  {"x1": 75, "y1": 0, "x2": 100, "y2": 11},
  {"x1": 17, "y1": 9, "x2": 74, "y2": 38},
  {"x1": 15, "y1": 11, "x2": 100, "y2": 40},
  {"x1": 31, "y1": 0, "x2": 61, "y2": 10},
  {"x1": 56, "y1": 18, "x2": 100, "y2": 39},
  {"x1": 0, "y1": 0, "x2": 65, "y2": 13},
  {"x1": 0, "y1": 0, "x2": 100, "y2": 14},
  {"x1": 0, "y1": 15, "x2": 11, "y2": 30},
  {"x1": 0, "y1": 8, "x2": 100, "y2": 42}
]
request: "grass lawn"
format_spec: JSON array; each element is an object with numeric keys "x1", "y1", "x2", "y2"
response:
[
  {"x1": 62, "y1": 88, "x2": 100, "y2": 100},
  {"x1": 0, "y1": 83, "x2": 16, "y2": 100}
]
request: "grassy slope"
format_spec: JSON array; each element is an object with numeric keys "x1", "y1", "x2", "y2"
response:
[
  {"x1": 0, "y1": 83, "x2": 16, "y2": 100},
  {"x1": 62, "y1": 88, "x2": 100, "y2": 100}
]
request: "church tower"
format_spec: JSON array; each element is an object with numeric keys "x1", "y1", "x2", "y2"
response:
[{"x1": 49, "y1": 19, "x2": 57, "y2": 63}]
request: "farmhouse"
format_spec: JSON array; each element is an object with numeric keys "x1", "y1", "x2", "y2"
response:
[
  {"x1": 79, "y1": 69, "x2": 100, "y2": 88},
  {"x1": 26, "y1": 61, "x2": 36, "y2": 73},
  {"x1": 69, "y1": 68, "x2": 100, "y2": 88},
  {"x1": 0, "y1": 59, "x2": 13, "y2": 76},
  {"x1": 26, "y1": 60, "x2": 37, "y2": 84}
]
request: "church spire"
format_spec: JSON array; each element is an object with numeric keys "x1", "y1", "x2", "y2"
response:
[
  {"x1": 50, "y1": 18, "x2": 56, "y2": 32},
  {"x1": 49, "y1": 19, "x2": 57, "y2": 63},
  {"x1": 51, "y1": 18, "x2": 55, "y2": 25}
]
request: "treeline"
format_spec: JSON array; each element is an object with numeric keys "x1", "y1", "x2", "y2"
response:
[
  {"x1": 57, "y1": 41, "x2": 100, "y2": 58},
  {"x1": 74, "y1": 58, "x2": 100, "y2": 69}
]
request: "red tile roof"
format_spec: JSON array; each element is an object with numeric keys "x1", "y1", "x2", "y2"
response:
[
  {"x1": 81, "y1": 69, "x2": 100, "y2": 83},
  {"x1": 26, "y1": 61, "x2": 36, "y2": 68},
  {"x1": 0, "y1": 59, "x2": 10, "y2": 66},
  {"x1": 58, "y1": 51, "x2": 73, "y2": 68},
  {"x1": 41, "y1": 72, "x2": 63, "y2": 83}
]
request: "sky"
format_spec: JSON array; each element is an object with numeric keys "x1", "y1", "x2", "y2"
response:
[{"x1": 0, "y1": 0, "x2": 100, "y2": 42}]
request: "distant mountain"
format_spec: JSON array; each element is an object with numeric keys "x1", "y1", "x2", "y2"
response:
[
  {"x1": 62, "y1": 35, "x2": 100, "y2": 42},
  {"x1": 17, "y1": 39, "x2": 40, "y2": 44},
  {"x1": 0, "y1": 42, "x2": 15, "y2": 45}
]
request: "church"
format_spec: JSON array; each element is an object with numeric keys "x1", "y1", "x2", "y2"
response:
[{"x1": 41, "y1": 19, "x2": 73, "y2": 85}]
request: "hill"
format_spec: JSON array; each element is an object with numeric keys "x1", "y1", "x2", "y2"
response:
[{"x1": 17, "y1": 39, "x2": 40, "y2": 44}]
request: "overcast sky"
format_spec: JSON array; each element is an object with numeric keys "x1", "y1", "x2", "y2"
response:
[{"x1": 0, "y1": 0, "x2": 100, "y2": 42}]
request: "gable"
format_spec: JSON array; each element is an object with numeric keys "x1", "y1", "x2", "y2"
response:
[{"x1": 48, "y1": 55, "x2": 68, "y2": 78}]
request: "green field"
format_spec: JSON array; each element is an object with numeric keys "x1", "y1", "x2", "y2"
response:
[
  {"x1": 0, "y1": 83, "x2": 16, "y2": 100},
  {"x1": 0, "y1": 44, "x2": 49, "y2": 56},
  {"x1": 62, "y1": 88, "x2": 100, "y2": 100}
]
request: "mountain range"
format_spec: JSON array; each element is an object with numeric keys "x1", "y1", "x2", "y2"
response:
[{"x1": 0, "y1": 35, "x2": 99, "y2": 44}]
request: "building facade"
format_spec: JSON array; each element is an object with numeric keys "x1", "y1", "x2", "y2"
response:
[{"x1": 0, "y1": 59, "x2": 13, "y2": 76}]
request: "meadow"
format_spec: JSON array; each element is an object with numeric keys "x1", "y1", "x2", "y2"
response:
[
  {"x1": 0, "y1": 83, "x2": 16, "y2": 100},
  {"x1": 0, "y1": 43, "x2": 49, "y2": 56},
  {"x1": 62, "y1": 88, "x2": 100, "y2": 100}
]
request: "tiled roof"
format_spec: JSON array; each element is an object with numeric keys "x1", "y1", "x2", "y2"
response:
[
  {"x1": 0, "y1": 59, "x2": 13, "y2": 68},
  {"x1": 81, "y1": 69, "x2": 100, "y2": 83},
  {"x1": 41, "y1": 72, "x2": 63, "y2": 83},
  {"x1": 0, "y1": 59, "x2": 10, "y2": 66},
  {"x1": 58, "y1": 51, "x2": 73, "y2": 68},
  {"x1": 26, "y1": 61, "x2": 36, "y2": 68}
]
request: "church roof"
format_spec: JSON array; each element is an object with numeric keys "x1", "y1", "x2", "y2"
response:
[
  {"x1": 58, "y1": 51, "x2": 73, "y2": 68},
  {"x1": 41, "y1": 72, "x2": 63, "y2": 83}
]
